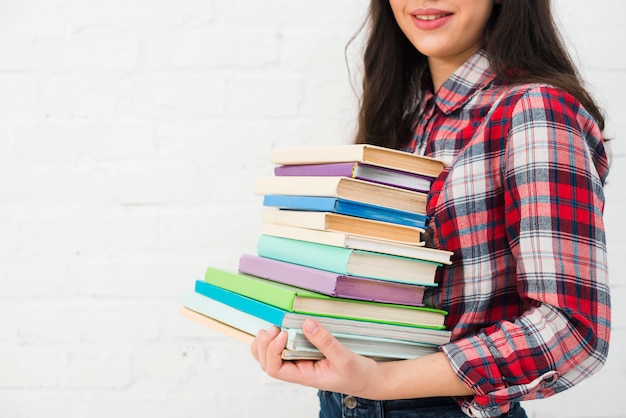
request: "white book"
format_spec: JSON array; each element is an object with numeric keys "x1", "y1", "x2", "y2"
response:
[
  {"x1": 261, "y1": 222, "x2": 453, "y2": 264},
  {"x1": 284, "y1": 329, "x2": 439, "y2": 360},
  {"x1": 261, "y1": 207, "x2": 424, "y2": 245},
  {"x1": 254, "y1": 176, "x2": 428, "y2": 214}
]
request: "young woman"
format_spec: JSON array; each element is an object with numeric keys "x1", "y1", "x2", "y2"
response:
[{"x1": 251, "y1": 1, "x2": 611, "y2": 417}]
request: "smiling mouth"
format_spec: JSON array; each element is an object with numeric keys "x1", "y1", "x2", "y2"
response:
[{"x1": 415, "y1": 13, "x2": 451, "y2": 21}]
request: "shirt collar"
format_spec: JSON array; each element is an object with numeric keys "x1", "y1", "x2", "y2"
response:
[{"x1": 426, "y1": 49, "x2": 497, "y2": 115}]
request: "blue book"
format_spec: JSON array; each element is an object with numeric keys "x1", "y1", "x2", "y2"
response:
[{"x1": 262, "y1": 195, "x2": 428, "y2": 229}]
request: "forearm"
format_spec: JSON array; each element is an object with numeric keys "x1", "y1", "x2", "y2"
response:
[
  {"x1": 251, "y1": 320, "x2": 475, "y2": 400},
  {"x1": 357, "y1": 351, "x2": 475, "y2": 400}
]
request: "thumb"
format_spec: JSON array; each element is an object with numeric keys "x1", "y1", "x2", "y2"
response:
[{"x1": 302, "y1": 318, "x2": 352, "y2": 359}]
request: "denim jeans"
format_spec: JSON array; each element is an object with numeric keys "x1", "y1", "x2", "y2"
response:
[{"x1": 318, "y1": 391, "x2": 528, "y2": 418}]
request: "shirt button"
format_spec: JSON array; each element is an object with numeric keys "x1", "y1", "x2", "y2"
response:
[{"x1": 343, "y1": 395, "x2": 358, "y2": 409}]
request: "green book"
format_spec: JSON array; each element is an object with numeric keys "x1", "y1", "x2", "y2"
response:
[
  {"x1": 256, "y1": 234, "x2": 441, "y2": 286},
  {"x1": 204, "y1": 266, "x2": 447, "y2": 329}
]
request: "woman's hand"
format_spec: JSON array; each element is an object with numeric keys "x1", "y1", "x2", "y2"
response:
[{"x1": 250, "y1": 318, "x2": 380, "y2": 397}]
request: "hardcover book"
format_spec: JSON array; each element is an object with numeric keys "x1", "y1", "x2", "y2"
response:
[
  {"x1": 261, "y1": 207, "x2": 424, "y2": 246},
  {"x1": 260, "y1": 222, "x2": 453, "y2": 263},
  {"x1": 180, "y1": 305, "x2": 256, "y2": 344},
  {"x1": 262, "y1": 195, "x2": 428, "y2": 229},
  {"x1": 281, "y1": 313, "x2": 451, "y2": 346},
  {"x1": 238, "y1": 254, "x2": 428, "y2": 306},
  {"x1": 188, "y1": 280, "x2": 451, "y2": 345},
  {"x1": 254, "y1": 176, "x2": 428, "y2": 215},
  {"x1": 180, "y1": 304, "x2": 327, "y2": 360},
  {"x1": 269, "y1": 144, "x2": 446, "y2": 179},
  {"x1": 201, "y1": 267, "x2": 447, "y2": 328},
  {"x1": 257, "y1": 234, "x2": 442, "y2": 286},
  {"x1": 182, "y1": 293, "x2": 440, "y2": 361},
  {"x1": 284, "y1": 329, "x2": 439, "y2": 360},
  {"x1": 274, "y1": 162, "x2": 435, "y2": 193}
]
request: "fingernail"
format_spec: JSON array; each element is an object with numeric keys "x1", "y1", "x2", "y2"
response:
[{"x1": 303, "y1": 318, "x2": 319, "y2": 335}]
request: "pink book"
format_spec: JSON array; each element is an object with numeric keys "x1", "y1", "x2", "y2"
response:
[
  {"x1": 273, "y1": 162, "x2": 435, "y2": 193},
  {"x1": 238, "y1": 254, "x2": 426, "y2": 307}
]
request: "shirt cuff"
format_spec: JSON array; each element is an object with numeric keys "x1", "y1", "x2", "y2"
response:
[{"x1": 441, "y1": 335, "x2": 560, "y2": 417}]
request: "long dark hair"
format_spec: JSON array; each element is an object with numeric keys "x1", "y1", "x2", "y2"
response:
[{"x1": 353, "y1": 0, "x2": 606, "y2": 149}]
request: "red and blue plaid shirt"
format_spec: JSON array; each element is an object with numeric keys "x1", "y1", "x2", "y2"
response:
[{"x1": 406, "y1": 50, "x2": 611, "y2": 417}]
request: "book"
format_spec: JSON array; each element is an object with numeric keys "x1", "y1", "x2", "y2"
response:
[
  {"x1": 269, "y1": 144, "x2": 446, "y2": 179},
  {"x1": 183, "y1": 288, "x2": 274, "y2": 336},
  {"x1": 275, "y1": 162, "x2": 434, "y2": 193},
  {"x1": 191, "y1": 279, "x2": 289, "y2": 326},
  {"x1": 238, "y1": 254, "x2": 428, "y2": 306},
  {"x1": 254, "y1": 176, "x2": 428, "y2": 215},
  {"x1": 179, "y1": 306, "x2": 255, "y2": 345},
  {"x1": 257, "y1": 234, "x2": 441, "y2": 286},
  {"x1": 261, "y1": 208, "x2": 424, "y2": 246},
  {"x1": 201, "y1": 266, "x2": 447, "y2": 328},
  {"x1": 284, "y1": 329, "x2": 439, "y2": 360},
  {"x1": 281, "y1": 313, "x2": 451, "y2": 346},
  {"x1": 260, "y1": 221, "x2": 453, "y2": 263},
  {"x1": 180, "y1": 303, "x2": 323, "y2": 360},
  {"x1": 263, "y1": 195, "x2": 428, "y2": 229},
  {"x1": 182, "y1": 293, "x2": 440, "y2": 361},
  {"x1": 189, "y1": 280, "x2": 451, "y2": 345}
]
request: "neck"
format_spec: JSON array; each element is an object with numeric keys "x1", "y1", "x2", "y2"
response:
[{"x1": 427, "y1": 46, "x2": 481, "y2": 92}]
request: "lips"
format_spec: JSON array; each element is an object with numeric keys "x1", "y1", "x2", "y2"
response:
[{"x1": 410, "y1": 8, "x2": 453, "y2": 30}]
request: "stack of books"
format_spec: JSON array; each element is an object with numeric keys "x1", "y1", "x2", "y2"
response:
[{"x1": 181, "y1": 144, "x2": 454, "y2": 361}]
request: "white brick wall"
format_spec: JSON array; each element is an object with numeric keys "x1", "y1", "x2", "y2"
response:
[{"x1": 0, "y1": 1, "x2": 623, "y2": 417}]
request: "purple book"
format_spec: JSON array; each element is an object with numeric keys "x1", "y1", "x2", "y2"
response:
[
  {"x1": 274, "y1": 162, "x2": 435, "y2": 193},
  {"x1": 238, "y1": 254, "x2": 425, "y2": 307}
]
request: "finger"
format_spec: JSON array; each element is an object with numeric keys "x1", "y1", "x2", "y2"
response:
[
  {"x1": 301, "y1": 318, "x2": 352, "y2": 360},
  {"x1": 250, "y1": 329, "x2": 262, "y2": 362},
  {"x1": 253, "y1": 326, "x2": 280, "y2": 371},
  {"x1": 263, "y1": 329, "x2": 289, "y2": 375}
]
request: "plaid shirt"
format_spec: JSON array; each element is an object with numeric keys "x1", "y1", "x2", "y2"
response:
[{"x1": 406, "y1": 50, "x2": 611, "y2": 417}]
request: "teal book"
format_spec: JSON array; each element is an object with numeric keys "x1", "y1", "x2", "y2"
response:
[
  {"x1": 256, "y1": 234, "x2": 441, "y2": 286},
  {"x1": 202, "y1": 266, "x2": 447, "y2": 329}
]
